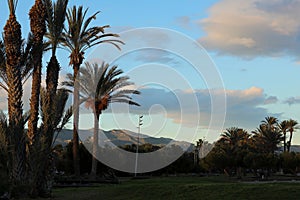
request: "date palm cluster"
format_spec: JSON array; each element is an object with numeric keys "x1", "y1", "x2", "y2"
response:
[{"x1": 0, "y1": 0, "x2": 137, "y2": 198}]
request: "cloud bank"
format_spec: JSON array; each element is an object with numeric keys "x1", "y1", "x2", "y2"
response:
[
  {"x1": 108, "y1": 86, "x2": 280, "y2": 130},
  {"x1": 199, "y1": 0, "x2": 300, "y2": 59}
]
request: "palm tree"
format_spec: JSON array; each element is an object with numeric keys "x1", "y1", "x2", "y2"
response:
[
  {"x1": 3, "y1": 0, "x2": 26, "y2": 187},
  {"x1": 27, "y1": 0, "x2": 46, "y2": 145},
  {"x1": 252, "y1": 124, "x2": 283, "y2": 154},
  {"x1": 4, "y1": 0, "x2": 23, "y2": 125},
  {"x1": 27, "y1": 2, "x2": 47, "y2": 192},
  {"x1": 34, "y1": 87, "x2": 72, "y2": 196},
  {"x1": 61, "y1": 6, "x2": 124, "y2": 176},
  {"x1": 287, "y1": 119, "x2": 298, "y2": 152},
  {"x1": 279, "y1": 120, "x2": 289, "y2": 152},
  {"x1": 0, "y1": 35, "x2": 33, "y2": 197},
  {"x1": 43, "y1": 0, "x2": 69, "y2": 142},
  {"x1": 26, "y1": 2, "x2": 68, "y2": 195},
  {"x1": 220, "y1": 127, "x2": 249, "y2": 177},
  {"x1": 221, "y1": 127, "x2": 249, "y2": 147},
  {"x1": 64, "y1": 62, "x2": 140, "y2": 176}
]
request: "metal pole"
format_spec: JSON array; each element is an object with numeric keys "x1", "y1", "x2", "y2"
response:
[{"x1": 135, "y1": 115, "x2": 143, "y2": 177}]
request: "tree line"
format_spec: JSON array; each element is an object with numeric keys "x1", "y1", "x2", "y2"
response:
[{"x1": 200, "y1": 116, "x2": 299, "y2": 178}]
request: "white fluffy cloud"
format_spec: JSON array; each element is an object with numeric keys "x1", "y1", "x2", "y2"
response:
[{"x1": 199, "y1": 0, "x2": 300, "y2": 58}]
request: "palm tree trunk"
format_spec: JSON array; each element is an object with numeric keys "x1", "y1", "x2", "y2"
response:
[
  {"x1": 26, "y1": 45, "x2": 43, "y2": 197},
  {"x1": 283, "y1": 132, "x2": 286, "y2": 152},
  {"x1": 90, "y1": 112, "x2": 100, "y2": 176},
  {"x1": 287, "y1": 131, "x2": 293, "y2": 152},
  {"x1": 4, "y1": 9, "x2": 26, "y2": 194},
  {"x1": 73, "y1": 63, "x2": 80, "y2": 176},
  {"x1": 27, "y1": 48, "x2": 42, "y2": 143},
  {"x1": 44, "y1": 56, "x2": 60, "y2": 142},
  {"x1": 27, "y1": 0, "x2": 46, "y2": 144},
  {"x1": 27, "y1": 1, "x2": 47, "y2": 196}
]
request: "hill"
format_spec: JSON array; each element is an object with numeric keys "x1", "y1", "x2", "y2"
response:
[{"x1": 54, "y1": 129, "x2": 194, "y2": 151}]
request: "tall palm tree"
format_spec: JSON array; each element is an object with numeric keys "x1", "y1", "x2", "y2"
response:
[
  {"x1": 26, "y1": 3, "x2": 46, "y2": 193},
  {"x1": 27, "y1": 0, "x2": 46, "y2": 145},
  {"x1": 62, "y1": 6, "x2": 124, "y2": 176},
  {"x1": 43, "y1": 0, "x2": 69, "y2": 143},
  {"x1": 3, "y1": 0, "x2": 26, "y2": 187},
  {"x1": 287, "y1": 119, "x2": 298, "y2": 152},
  {"x1": 279, "y1": 120, "x2": 289, "y2": 152},
  {"x1": 4, "y1": 0, "x2": 23, "y2": 125},
  {"x1": 28, "y1": 1, "x2": 69, "y2": 195},
  {"x1": 64, "y1": 62, "x2": 140, "y2": 176}
]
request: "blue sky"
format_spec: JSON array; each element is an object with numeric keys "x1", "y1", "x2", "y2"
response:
[{"x1": 0, "y1": 0, "x2": 300, "y2": 144}]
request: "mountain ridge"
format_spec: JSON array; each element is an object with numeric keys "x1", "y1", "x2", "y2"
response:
[{"x1": 54, "y1": 129, "x2": 194, "y2": 151}]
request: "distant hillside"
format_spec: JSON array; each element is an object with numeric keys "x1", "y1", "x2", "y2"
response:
[
  {"x1": 54, "y1": 129, "x2": 300, "y2": 154},
  {"x1": 54, "y1": 129, "x2": 193, "y2": 151}
]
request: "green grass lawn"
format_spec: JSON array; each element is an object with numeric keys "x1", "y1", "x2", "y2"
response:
[{"x1": 33, "y1": 176, "x2": 300, "y2": 200}]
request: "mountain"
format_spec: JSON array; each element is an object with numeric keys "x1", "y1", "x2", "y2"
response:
[
  {"x1": 54, "y1": 129, "x2": 194, "y2": 151},
  {"x1": 54, "y1": 129, "x2": 300, "y2": 154}
]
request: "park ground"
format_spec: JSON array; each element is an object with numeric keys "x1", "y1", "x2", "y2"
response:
[{"x1": 23, "y1": 176, "x2": 300, "y2": 200}]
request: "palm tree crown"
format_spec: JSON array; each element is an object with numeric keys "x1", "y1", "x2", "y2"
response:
[
  {"x1": 62, "y1": 6, "x2": 124, "y2": 67},
  {"x1": 44, "y1": 0, "x2": 68, "y2": 56},
  {"x1": 65, "y1": 61, "x2": 140, "y2": 117},
  {"x1": 221, "y1": 127, "x2": 249, "y2": 147},
  {"x1": 252, "y1": 123, "x2": 283, "y2": 153},
  {"x1": 261, "y1": 116, "x2": 278, "y2": 131}
]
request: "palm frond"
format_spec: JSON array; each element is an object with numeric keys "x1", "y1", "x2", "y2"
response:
[
  {"x1": 0, "y1": 34, "x2": 36, "y2": 90},
  {"x1": 44, "y1": 0, "x2": 69, "y2": 55},
  {"x1": 7, "y1": 0, "x2": 18, "y2": 14},
  {"x1": 52, "y1": 105, "x2": 72, "y2": 147},
  {"x1": 52, "y1": 89, "x2": 69, "y2": 128},
  {"x1": 62, "y1": 6, "x2": 123, "y2": 66},
  {"x1": 20, "y1": 33, "x2": 34, "y2": 84}
]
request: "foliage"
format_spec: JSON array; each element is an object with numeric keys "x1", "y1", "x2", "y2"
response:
[{"x1": 201, "y1": 116, "x2": 300, "y2": 178}]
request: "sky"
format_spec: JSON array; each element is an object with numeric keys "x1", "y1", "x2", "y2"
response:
[{"x1": 0, "y1": 0, "x2": 300, "y2": 144}]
